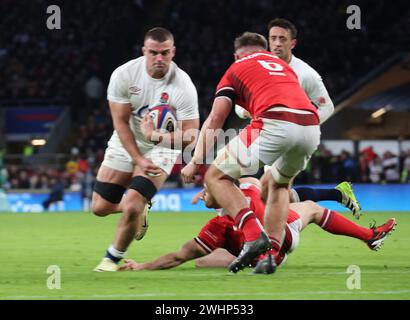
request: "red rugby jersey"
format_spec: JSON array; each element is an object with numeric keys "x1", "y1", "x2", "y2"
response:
[{"x1": 216, "y1": 50, "x2": 318, "y2": 118}]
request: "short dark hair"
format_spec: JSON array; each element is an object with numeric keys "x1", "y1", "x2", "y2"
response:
[
  {"x1": 268, "y1": 18, "x2": 298, "y2": 39},
  {"x1": 144, "y1": 27, "x2": 174, "y2": 43},
  {"x1": 234, "y1": 32, "x2": 268, "y2": 51}
]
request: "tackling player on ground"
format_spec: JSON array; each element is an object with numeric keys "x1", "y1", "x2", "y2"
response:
[{"x1": 119, "y1": 178, "x2": 396, "y2": 272}]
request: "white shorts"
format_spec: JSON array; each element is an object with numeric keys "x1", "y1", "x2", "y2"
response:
[
  {"x1": 277, "y1": 214, "x2": 302, "y2": 267},
  {"x1": 101, "y1": 139, "x2": 181, "y2": 175},
  {"x1": 214, "y1": 108, "x2": 321, "y2": 183},
  {"x1": 285, "y1": 219, "x2": 303, "y2": 254}
]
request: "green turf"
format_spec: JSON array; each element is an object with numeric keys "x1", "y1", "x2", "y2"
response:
[{"x1": 0, "y1": 211, "x2": 409, "y2": 300}]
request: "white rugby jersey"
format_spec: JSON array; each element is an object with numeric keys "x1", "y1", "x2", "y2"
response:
[
  {"x1": 289, "y1": 55, "x2": 334, "y2": 124},
  {"x1": 107, "y1": 56, "x2": 199, "y2": 147}
]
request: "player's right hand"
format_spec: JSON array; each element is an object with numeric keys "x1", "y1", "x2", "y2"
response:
[
  {"x1": 134, "y1": 156, "x2": 162, "y2": 177},
  {"x1": 181, "y1": 161, "x2": 198, "y2": 183},
  {"x1": 118, "y1": 259, "x2": 144, "y2": 271}
]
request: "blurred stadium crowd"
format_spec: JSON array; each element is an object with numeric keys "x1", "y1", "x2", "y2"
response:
[
  {"x1": 1, "y1": 145, "x2": 410, "y2": 193},
  {"x1": 1, "y1": 0, "x2": 409, "y2": 194}
]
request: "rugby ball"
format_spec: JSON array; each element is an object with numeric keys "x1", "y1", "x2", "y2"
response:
[{"x1": 148, "y1": 105, "x2": 177, "y2": 132}]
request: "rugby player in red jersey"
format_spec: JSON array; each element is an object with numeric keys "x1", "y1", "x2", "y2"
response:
[
  {"x1": 119, "y1": 177, "x2": 396, "y2": 272},
  {"x1": 182, "y1": 32, "x2": 321, "y2": 274}
]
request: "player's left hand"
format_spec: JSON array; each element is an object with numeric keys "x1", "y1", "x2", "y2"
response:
[
  {"x1": 140, "y1": 114, "x2": 154, "y2": 141},
  {"x1": 191, "y1": 189, "x2": 205, "y2": 204},
  {"x1": 118, "y1": 259, "x2": 144, "y2": 271},
  {"x1": 181, "y1": 161, "x2": 199, "y2": 183}
]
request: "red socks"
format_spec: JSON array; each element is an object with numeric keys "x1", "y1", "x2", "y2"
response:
[
  {"x1": 234, "y1": 208, "x2": 264, "y2": 242},
  {"x1": 319, "y1": 209, "x2": 373, "y2": 241}
]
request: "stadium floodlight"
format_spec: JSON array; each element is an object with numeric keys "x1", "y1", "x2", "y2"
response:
[
  {"x1": 31, "y1": 139, "x2": 47, "y2": 146},
  {"x1": 371, "y1": 105, "x2": 392, "y2": 119}
]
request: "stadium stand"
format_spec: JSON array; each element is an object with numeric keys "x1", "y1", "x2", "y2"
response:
[{"x1": 1, "y1": 0, "x2": 410, "y2": 197}]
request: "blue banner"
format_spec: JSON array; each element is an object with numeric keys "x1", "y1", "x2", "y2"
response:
[
  {"x1": 5, "y1": 107, "x2": 62, "y2": 134},
  {"x1": 6, "y1": 192, "x2": 82, "y2": 212},
  {"x1": 2, "y1": 184, "x2": 410, "y2": 213},
  {"x1": 151, "y1": 188, "x2": 212, "y2": 212},
  {"x1": 151, "y1": 184, "x2": 410, "y2": 212}
]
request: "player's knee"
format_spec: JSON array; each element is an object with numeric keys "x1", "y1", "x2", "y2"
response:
[
  {"x1": 304, "y1": 200, "x2": 318, "y2": 208},
  {"x1": 122, "y1": 198, "x2": 145, "y2": 219},
  {"x1": 204, "y1": 169, "x2": 216, "y2": 185},
  {"x1": 273, "y1": 180, "x2": 290, "y2": 189},
  {"x1": 262, "y1": 171, "x2": 288, "y2": 190},
  {"x1": 303, "y1": 200, "x2": 323, "y2": 223},
  {"x1": 91, "y1": 202, "x2": 111, "y2": 217},
  {"x1": 204, "y1": 165, "x2": 224, "y2": 184}
]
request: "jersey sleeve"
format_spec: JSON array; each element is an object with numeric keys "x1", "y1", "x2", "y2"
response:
[
  {"x1": 174, "y1": 77, "x2": 200, "y2": 121},
  {"x1": 234, "y1": 104, "x2": 251, "y2": 119},
  {"x1": 107, "y1": 67, "x2": 130, "y2": 104},
  {"x1": 302, "y1": 69, "x2": 334, "y2": 124},
  {"x1": 215, "y1": 68, "x2": 236, "y2": 104}
]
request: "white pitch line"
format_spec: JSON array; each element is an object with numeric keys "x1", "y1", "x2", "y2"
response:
[
  {"x1": 2, "y1": 290, "x2": 410, "y2": 299},
  {"x1": 93, "y1": 270, "x2": 410, "y2": 277}
]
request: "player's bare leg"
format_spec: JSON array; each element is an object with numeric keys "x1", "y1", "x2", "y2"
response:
[
  {"x1": 112, "y1": 189, "x2": 148, "y2": 251},
  {"x1": 251, "y1": 171, "x2": 290, "y2": 275},
  {"x1": 112, "y1": 169, "x2": 167, "y2": 250},
  {"x1": 91, "y1": 166, "x2": 131, "y2": 216},
  {"x1": 205, "y1": 165, "x2": 271, "y2": 273},
  {"x1": 205, "y1": 165, "x2": 267, "y2": 243},
  {"x1": 204, "y1": 165, "x2": 251, "y2": 217},
  {"x1": 261, "y1": 171, "x2": 290, "y2": 254},
  {"x1": 94, "y1": 169, "x2": 167, "y2": 272},
  {"x1": 288, "y1": 201, "x2": 325, "y2": 229}
]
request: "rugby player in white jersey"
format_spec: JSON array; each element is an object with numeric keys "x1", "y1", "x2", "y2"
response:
[{"x1": 92, "y1": 27, "x2": 200, "y2": 272}]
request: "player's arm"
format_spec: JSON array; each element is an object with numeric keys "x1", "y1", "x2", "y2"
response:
[
  {"x1": 109, "y1": 102, "x2": 161, "y2": 175},
  {"x1": 119, "y1": 239, "x2": 207, "y2": 270},
  {"x1": 106, "y1": 67, "x2": 143, "y2": 162},
  {"x1": 181, "y1": 97, "x2": 232, "y2": 182},
  {"x1": 109, "y1": 101, "x2": 142, "y2": 161},
  {"x1": 194, "y1": 96, "x2": 232, "y2": 161},
  {"x1": 107, "y1": 67, "x2": 160, "y2": 175},
  {"x1": 305, "y1": 72, "x2": 334, "y2": 124},
  {"x1": 195, "y1": 248, "x2": 236, "y2": 268},
  {"x1": 189, "y1": 97, "x2": 232, "y2": 165},
  {"x1": 142, "y1": 117, "x2": 200, "y2": 150}
]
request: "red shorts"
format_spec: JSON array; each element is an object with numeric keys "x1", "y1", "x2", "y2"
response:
[{"x1": 194, "y1": 216, "x2": 244, "y2": 257}]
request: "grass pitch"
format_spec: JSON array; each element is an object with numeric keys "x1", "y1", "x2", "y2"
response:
[{"x1": 0, "y1": 211, "x2": 409, "y2": 300}]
